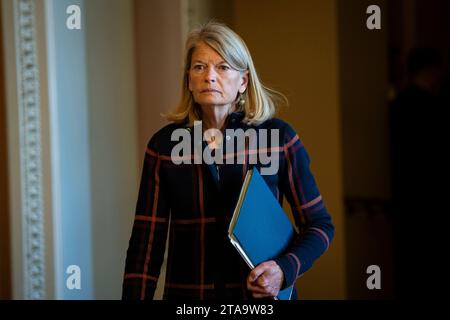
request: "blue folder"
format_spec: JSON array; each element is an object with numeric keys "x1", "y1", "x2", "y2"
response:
[{"x1": 228, "y1": 168, "x2": 295, "y2": 300}]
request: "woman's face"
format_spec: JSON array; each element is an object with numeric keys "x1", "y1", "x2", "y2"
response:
[{"x1": 188, "y1": 42, "x2": 248, "y2": 110}]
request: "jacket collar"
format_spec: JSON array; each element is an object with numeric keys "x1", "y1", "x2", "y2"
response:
[{"x1": 183, "y1": 111, "x2": 246, "y2": 130}]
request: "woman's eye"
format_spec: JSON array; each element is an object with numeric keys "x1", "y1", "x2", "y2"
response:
[
  {"x1": 219, "y1": 65, "x2": 230, "y2": 71},
  {"x1": 193, "y1": 64, "x2": 205, "y2": 71}
]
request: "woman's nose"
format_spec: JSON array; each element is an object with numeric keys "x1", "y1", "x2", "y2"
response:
[{"x1": 204, "y1": 66, "x2": 217, "y2": 82}]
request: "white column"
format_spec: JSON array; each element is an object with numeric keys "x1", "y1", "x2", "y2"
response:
[
  {"x1": 2, "y1": 0, "x2": 50, "y2": 299},
  {"x1": 44, "y1": 0, "x2": 93, "y2": 299}
]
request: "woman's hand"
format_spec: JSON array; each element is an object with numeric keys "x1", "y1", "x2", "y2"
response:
[{"x1": 246, "y1": 260, "x2": 284, "y2": 298}]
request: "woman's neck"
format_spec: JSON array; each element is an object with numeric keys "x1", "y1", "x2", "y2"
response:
[{"x1": 201, "y1": 104, "x2": 235, "y2": 131}]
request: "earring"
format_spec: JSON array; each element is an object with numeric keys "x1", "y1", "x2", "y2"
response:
[{"x1": 238, "y1": 93, "x2": 245, "y2": 107}]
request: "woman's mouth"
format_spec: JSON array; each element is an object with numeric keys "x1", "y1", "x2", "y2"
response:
[{"x1": 201, "y1": 89, "x2": 221, "y2": 93}]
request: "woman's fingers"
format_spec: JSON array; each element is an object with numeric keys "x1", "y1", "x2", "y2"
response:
[{"x1": 246, "y1": 261, "x2": 284, "y2": 298}]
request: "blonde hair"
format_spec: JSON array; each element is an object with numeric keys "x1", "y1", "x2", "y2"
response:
[{"x1": 164, "y1": 21, "x2": 287, "y2": 126}]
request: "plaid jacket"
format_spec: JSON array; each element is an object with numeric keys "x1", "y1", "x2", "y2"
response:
[{"x1": 122, "y1": 112, "x2": 334, "y2": 300}]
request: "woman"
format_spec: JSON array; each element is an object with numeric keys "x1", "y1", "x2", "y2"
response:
[{"x1": 122, "y1": 21, "x2": 334, "y2": 300}]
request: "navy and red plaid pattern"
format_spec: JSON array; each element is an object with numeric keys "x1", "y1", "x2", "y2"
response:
[{"x1": 122, "y1": 112, "x2": 334, "y2": 300}]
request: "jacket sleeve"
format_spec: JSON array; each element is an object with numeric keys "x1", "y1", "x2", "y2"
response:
[
  {"x1": 274, "y1": 123, "x2": 335, "y2": 290},
  {"x1": 122, "y1": 136, "x2": 171, "y2": 300}
]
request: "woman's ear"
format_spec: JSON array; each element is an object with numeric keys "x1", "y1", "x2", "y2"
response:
[{"x1": 240, "y1": 70, "x2": 249, "y2": 93}]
